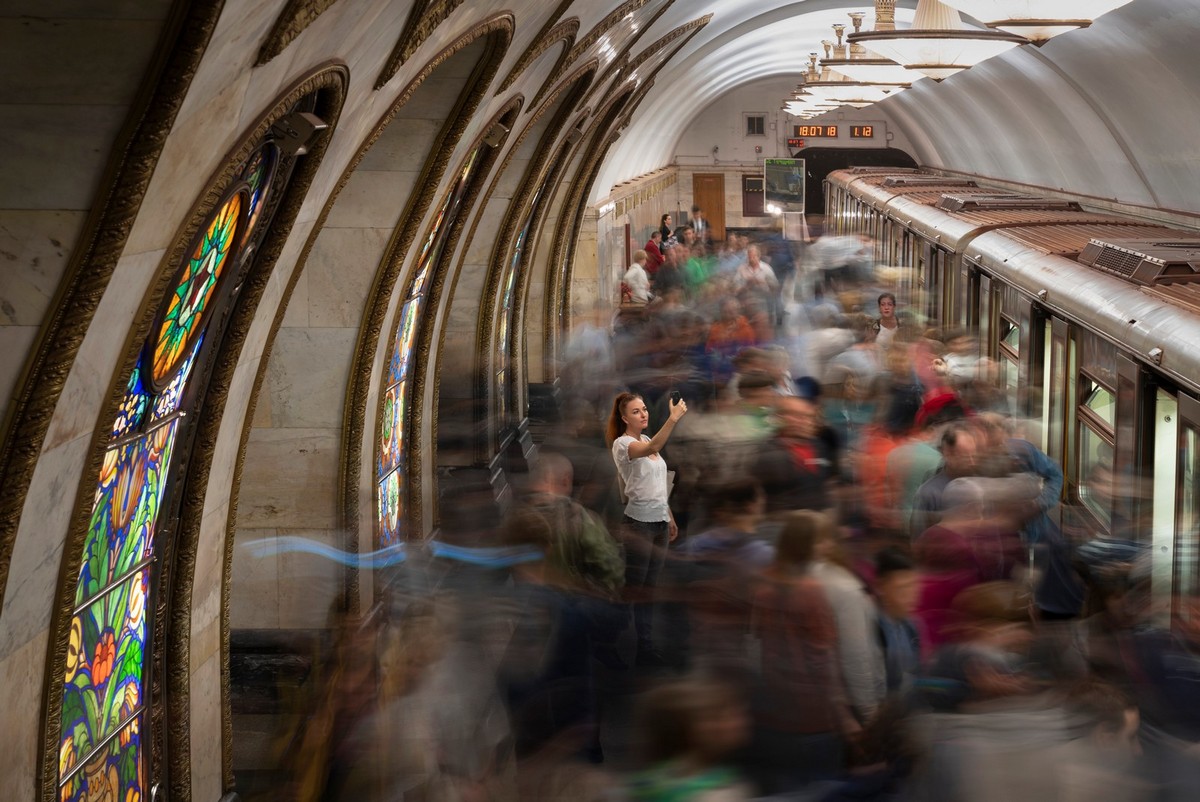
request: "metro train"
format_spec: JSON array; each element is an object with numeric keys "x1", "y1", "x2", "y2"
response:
[{"x1": 823, "y1": 166, "x2": 1200, "y2": 614}]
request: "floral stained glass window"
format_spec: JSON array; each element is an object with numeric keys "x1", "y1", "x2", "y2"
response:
[
  {"x1": 378, "y1": 150, "x2": 480, "y2": 546},
  {"x1": 58, "y1": 132, "x2": 289, "y2": 802}
]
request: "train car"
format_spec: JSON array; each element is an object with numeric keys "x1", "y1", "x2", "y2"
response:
[{"x1": 825, "y1": 167, "x2": 1200, "y2": 615}]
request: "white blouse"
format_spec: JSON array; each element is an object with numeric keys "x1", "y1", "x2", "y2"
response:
[{"x1": 611, "y1": 434, "x2": 670, "y2": 522}]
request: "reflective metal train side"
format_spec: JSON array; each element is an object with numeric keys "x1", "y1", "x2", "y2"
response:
[{"x1": 826, "y1": 167, "x2": 1200, "y2": 618}]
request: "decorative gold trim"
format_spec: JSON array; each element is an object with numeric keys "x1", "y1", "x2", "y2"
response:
[
  {"x1": 466, "y1": 65, "x2": 597, "y2": 462},
  {"x1": 0, "y1": 0, "x2": 223, "y2": 632},
  {"x1": 28, "y1": 3, "x2": 229, "y2": 795},
  {"x1": 496, "y1": 4, "x2": 578, "y2": 94},
  {"x1": 541, "y1": 89, "x2": 633, "y2": 378},
  {"x1": 375, "y1": 0, "x2": 468, "y2": 90},
  {"x1": 336, "y1": 16, "x2": 514, "y2": 560},
  {"x1": 545, "y1": 19, "x2": 709, "y2": 364},
  {"x1": 528, "y1": 0, "x2": 655, "y2": 111},
  {"x1": 255, "y1": 0, "x2": 342, "y2": 66},
  {"x1": 420, "y1": 97, "x2": 522, "y2": 479},
  {"x1": 613, "y1": 12, "x2": 709, "y2": 87},
  {"x1": 209, "y1": 68, "x2": 349, "y2": 797},
  {"x1": 35, "y1": 29, "x2": 346, "y2": 802}
]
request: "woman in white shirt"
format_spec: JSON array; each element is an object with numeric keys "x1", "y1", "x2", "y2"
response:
[{"x1": 606, "y1": 391, "x2": 688, "y2": 662}]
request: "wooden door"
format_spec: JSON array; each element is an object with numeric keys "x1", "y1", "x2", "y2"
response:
[{"x1": 691, "y1": 173, "x2": 725, "y2": 242}]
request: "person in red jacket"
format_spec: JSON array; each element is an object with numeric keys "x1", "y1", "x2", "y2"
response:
[{"x1": 645, "y1": 229, "x2": 665, "y2": 279}]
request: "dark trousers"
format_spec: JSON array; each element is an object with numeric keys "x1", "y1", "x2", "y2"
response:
[{"x1": 622, "y1": 516, "x2": 668, "y2": 649}]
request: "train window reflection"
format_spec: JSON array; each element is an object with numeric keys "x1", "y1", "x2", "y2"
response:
[
  {"x1": 1179, "y1": 425, "x2": 1200, "y2": 602},
  {"x1": 1084, "y1": 384, "x2": 1116, "y2": 427},
  {"x1": 1079, "y1": 425, "x2": 1115, "y2": 528},
  {"x1": 1001, "y1": 319, "x2": 1020, "y2": 355},
  {"x1": 1153, "y1": 391, "x2": 1178, "y2": 622}
]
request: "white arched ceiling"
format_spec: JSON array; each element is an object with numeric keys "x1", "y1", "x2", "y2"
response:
[
  {"x1": 592, "y1": 0, "x2": 919, "y2": 200},
  {"x1": 865, "y1": 0, "x2": 1197, "y2": 210},
  {"x1": 589, "y1": 0, "x2": 1200, "y2": 218}
]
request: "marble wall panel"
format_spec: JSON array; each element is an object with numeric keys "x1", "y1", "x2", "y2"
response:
[
  {"x1": 42, "y1": 248, "x2": 162, "y2": 452},
  {"x1": 281, "y1": 266, "x2": 311, "y2": 329},
  {"x1": 0, "y1": 630, "x2": 48, "y2": 802},
  {"x1": 238, "y1": 427, "x2": 341, "y2": 529},
  {"x1": 0, "y1": 104, "x2": 127, "y2": 210},
  {"x1": 190, "y1": 582, "x2": 223, "y2": 675},
  {"x1": 358, "y1": 117, "x2": 443, "y2": 172},
  {"x1": 229, "y1": 528, "x2": 281, "y2": 629},
  {"x1": 263, "y1": 327, "x2": 356, "y2": 428},
  {"x1": 0, "y1": 18, "x2": 164, "y2": 105},
  {"x1": 392, "y1": 75, "x2": 476, "y2": 122},
  {"x1": 1, "y1": 433, "x2": 82, "y2": 656},
  {"x1": 188, "y1": 651, "x2": 224, "y2": 802},
  {"x1": 322, "y1": 170, "x2": 418, "y2": 230},
  {"x1": 277, "y1": 527, "x2": 347, "y2": 629},
  {"x1": 0, "y1": 210, "x2": 87, "y2": 324},
  {"x1": 123, "y1": 70, "x2": 252, "y2": 255},
  {"x1": 306, "y1": 227, "x2": 392, "y2": 328},
  {"x1": 0, "y1": 326, "x2": 37, "y2": 430},
  {"x1": 193, "y1": 499, "x2": 232, "y2": 619}
]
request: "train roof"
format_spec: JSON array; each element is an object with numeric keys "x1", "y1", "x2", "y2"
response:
[{"x1": 827, "y1": 167, "x2": 1200, "y2": 388}]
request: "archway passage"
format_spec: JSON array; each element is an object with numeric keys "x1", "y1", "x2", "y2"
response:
[{"x1": 789, "y1": 146, "x2": 919, "y2": 224}]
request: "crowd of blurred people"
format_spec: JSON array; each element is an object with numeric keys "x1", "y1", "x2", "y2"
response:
[{"x1": 281, "y1": 219, "x2": 1200, "y2": 802}]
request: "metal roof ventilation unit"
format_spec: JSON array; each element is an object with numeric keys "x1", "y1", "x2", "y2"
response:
[
  {"x1": 849, "y1": 166, "x2": 918, "y2": 175},
  {"x1": 882, "y1": 176, "x2": 977, "y2": 187},
  {"x1": 936, "y1": 193, "x2": 1082, "y2": 212},
  {"x1": 1077, "y1": 238, "x2": 1200, "y2": 285}
]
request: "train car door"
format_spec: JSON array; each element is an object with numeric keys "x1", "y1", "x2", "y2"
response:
[{"x1": 1174, "y1": 393, "x2": 1200, "y2": 619}]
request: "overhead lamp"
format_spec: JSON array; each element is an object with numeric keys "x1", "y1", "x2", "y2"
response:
[
  {"x1": 803, "y1": 47, "x2": 906, "y2": 104},
  {"x1": 848, "y1": 0, "x2": 1027, "y2": 81},
  {"x1": 825, "y1": 7, "x2": 919, "y2": 87},
  {"x1": 939, "y1": 1, "x2": 1137, "y2": 44}
]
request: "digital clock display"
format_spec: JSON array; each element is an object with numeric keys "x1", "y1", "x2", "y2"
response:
[
  {"x1": 793, "y1": 125, "x2": 838, "y2": 138},
  {"x1": 850, "y1": 125, "x2": 875, "y2": 138}
]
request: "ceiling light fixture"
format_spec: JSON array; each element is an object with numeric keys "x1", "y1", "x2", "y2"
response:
[
  {"x1": 848, "y1": 0, "x2": 1027, "y2": 81},
  {"x1": 939, "y1": 1, "x2": 1137, "y2": 44},
  {"x1": 825, "y1": 5, "x2": 919, "y2": 87}
]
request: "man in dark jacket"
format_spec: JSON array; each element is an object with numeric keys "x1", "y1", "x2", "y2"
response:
[{"x1": 752, "y1": 395, "x2": 834, "y2": 514}]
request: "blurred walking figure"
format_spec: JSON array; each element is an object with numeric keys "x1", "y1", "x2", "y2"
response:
[{"x1": 629, "y1": 676, "x2": 753, "y2": 802}]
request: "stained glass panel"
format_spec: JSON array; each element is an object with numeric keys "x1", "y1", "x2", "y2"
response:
[
  {"x1": 110, "y1": 366, "x2": 148, "y2": 442},
  {"x1": 240, "y1": 143, "x2": 278, "y2": 246},
  {"x1": 388, "y1": 300, "x2": 420, "y2": 386},
  {"x1": 378, "y1": 470, "x2": 404, "y2": 546},
  {"x1": 60, "y1": 569, "x2": 149, "y2": 778},
  {"x1": 58, "y1": 713, "x2": 143, "y2": 802},
  {"x1": 78, "y1": 419, "x2": 178, "y2": 607},
  {"x1": 150, "y1": 335, "x2": 203, "y2": 422},
  {"x1": 150, "y1": 192, "x2": 242, "y2": 388},
  {"x1": 377, "y1": 148, "x2": 481, "y2": 547}
]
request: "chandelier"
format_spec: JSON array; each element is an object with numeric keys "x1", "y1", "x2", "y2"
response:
[
  {"x1": 825, "y1": 5, "x2": 920, "y2": 86},
  {"x1": 848, "y1": 0, "x2": 1027, "y2": 81},
  {"x1": 939, "y1": 1, "x2": 1137, "y2": 43}
]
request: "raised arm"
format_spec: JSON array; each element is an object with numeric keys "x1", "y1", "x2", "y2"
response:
[{"x1": 626, "y1": 397, "x2": 688, "y2": 459}]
